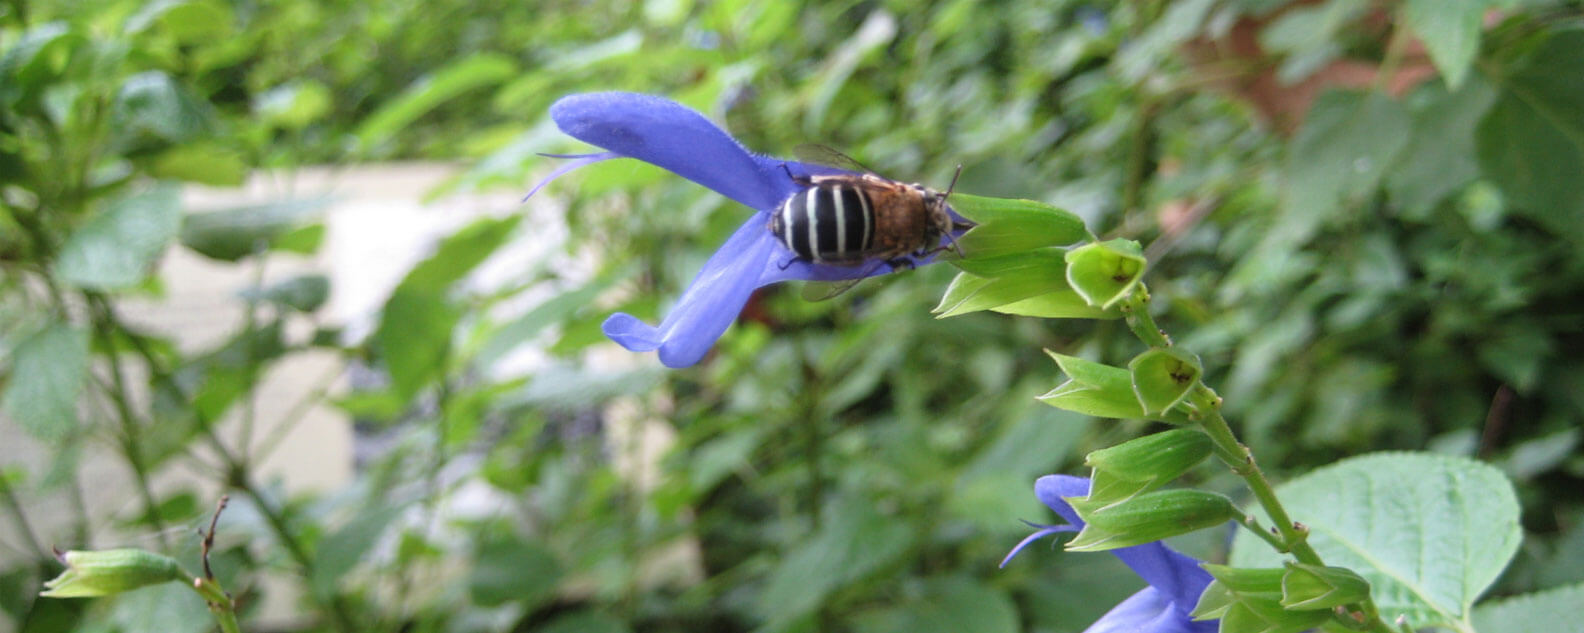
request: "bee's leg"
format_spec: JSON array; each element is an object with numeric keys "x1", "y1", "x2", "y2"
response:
[
  {"x1": 885, "y1": 257, "x2": 916, "y2": 272},
  {"x1": 776, "y1": 254, "x2": 805, "y2": 271}
]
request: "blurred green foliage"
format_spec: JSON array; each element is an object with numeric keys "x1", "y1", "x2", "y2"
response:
[{"x1": 3, "y1": 0, "x2": 1583, "y2": 632}]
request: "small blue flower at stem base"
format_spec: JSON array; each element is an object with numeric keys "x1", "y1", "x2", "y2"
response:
[
  {"x1": 1002, "y1": 475, "x2": 1217, "y2": 633},
  {"x1": 527, "y1": 92, "x2": 959, "y2": 368}
]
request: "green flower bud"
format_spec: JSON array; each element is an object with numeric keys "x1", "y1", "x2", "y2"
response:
[
  {"x1": 1064, "y1": 239, "x2": 1145, "y2": 309},
  {"x1": 1128, "y1": 348, "x2": 1203, "y2": 415},
  {"x1": 1067, "y1": 489, "x2": 1239, "y2": 551},
  {"x1": 1085, "y1": 429, "x2": 1212, "y2": 502},
  {"x1": 1280, "y1": 562, "x2": 1371, "y2": 610},
  {"x1": 40, "y1": 548, "x2": 185, "y2": 598}
]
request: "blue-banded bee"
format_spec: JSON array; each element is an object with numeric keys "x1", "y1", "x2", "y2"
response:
[{"x1": 771, "y1": 147, "x2": 969, "y2": 271}]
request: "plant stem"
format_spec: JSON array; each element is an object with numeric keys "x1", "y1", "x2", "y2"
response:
[
  {"x1": 89, "y1": 298, "x2": 358, "y2": 633},
  {"x1": 1120, "y1": 286, "x2": 1398, "y2": 633},
  {"x1": 86, "y1": 295, "x2": 171, "y2": 548}
]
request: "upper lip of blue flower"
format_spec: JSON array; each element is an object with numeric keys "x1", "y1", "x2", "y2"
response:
[
  {"x1": 1004, "y1": 475, "x2": 1217, "y2": 633},
  {"x1": 529, "y1": 91, "x2": 958, "y2": 368}
]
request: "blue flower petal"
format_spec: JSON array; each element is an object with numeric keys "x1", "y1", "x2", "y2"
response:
[
  {"x1": 550, "y1": 92, "x2": 800, "y2": 210},
  {"x1": 1084, "y1": 587, "x2": 1216, "y2": 633},
  {"x1": 602, "y1": 214, "x2": 778, "y2": 367}
]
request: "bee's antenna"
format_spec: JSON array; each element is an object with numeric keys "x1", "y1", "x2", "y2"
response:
[{"x1": 940, "y1": 165, "x2": 967, "y2": 258}]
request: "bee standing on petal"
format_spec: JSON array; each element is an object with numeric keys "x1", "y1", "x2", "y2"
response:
[
  {"x1": 770, "y1": 164, "x2": 969, "y2": 270},
  {"x1": 527, "y1": 92, "x2": 970, "y2": 367}
]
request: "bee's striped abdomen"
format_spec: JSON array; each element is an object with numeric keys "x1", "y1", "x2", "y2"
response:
[{"x1": 773, "y1": 183, "x2": 873, "y2": 263}]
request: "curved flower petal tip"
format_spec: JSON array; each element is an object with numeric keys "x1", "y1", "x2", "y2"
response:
[
  {"x1": 602, "y1": 313, "x2": 662, "y2": 352},
  {"x1": 550, "y1": 92, "x2": 797, "y2": 210}
]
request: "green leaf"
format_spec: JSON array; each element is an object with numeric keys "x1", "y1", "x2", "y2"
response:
[
  {"x1": 757, "y1": 499, "x2": 915, "y2": 624},
  {"x1": 1229, "y1": 453, "x2": 1521, "y2": 629},
  {"x1": 125, "y1": 0, "x2": 234, "y2": 43},
  {"x1": 1471, "y1": 583, "x2": 1584, "y2": 633},
  {"x1": 1067, "y1": 488, "x2": 1239, "y2": 551},
  {"x1": 253, "y1": 80, "x2": 333, "y2": 131},
  {"x1": 851, "y1": 576, "x2": 1018, "y2": 633},
  {"x1": 355, "y1": 53, "x2": 518, "y2": 152},
  {"x1": 396, "y1": 215, "x2": 522, "y2": 295},
  {"x1": 1064, "y1": 239, "x2": 1144, "y2": 309},
  {"x1": 1218, "y1": 597, "x2": 1332, "y2": 633},
  {"x1": 1128, "y1": 348, "x2": 1202, "y2": 415},
  {"x1": 1402, "y1": 0, "x2": 1489, "y2": 88},
  {"x1": 2, "y1": 324, "x2": 89, "y2": 440},
  {"x1": 105, "y1": 582, "x2": 210, "y2": 633},
  {"x1": 1038, "y1": 352, "x2": 1148, "y2": 420},
  {"x1": 0, "y1": 22, "x2": 77, "y2": 105},
  {"x1": 239, "y1": 274, "x2": 330, "y2": 312},
  {"x1": 180, "y1": 198, "x2": 330, "y2": 261},
  {"x1": 147, "y1": 143, "x2": 246, "y2": 186},
  {"x1": 1280, "y1": 90, "x2": 1411, "y2": 242},
  {"x1": 467, "y1": 531, "x2": 561, "y2": 608},
  {"x1": 949, "y1": 193, "x2": 1088, "y2": 256},
  {"x1": 537, "y1": 611, "x2": 631, "y2": 633},
  {"x1": 55, "y1": 185, "x2": 182, "y2": 289},
  {"x1": 1385, "y1": 76, "x2": 1498, "y2": 218},
  {"x1": 1477, "y1": 28, "x2": 1584, "y2": 243},
  {"x1": 310, "y1": 506, "x2": 401, "y2": 600},
  {"x1": 378, "y1": 288, "x2": 461, "y2": 400},
  {"x1": 112, "y1": 72, "x2": 216, "y2": 144}
]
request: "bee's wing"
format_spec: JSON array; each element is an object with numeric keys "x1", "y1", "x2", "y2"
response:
[
  {"x1": 798, "y1": 259, "x2": 890, "y2": 301},
  {"x1": 793, "y1": 144, "x2": 877, "y2": 175}
]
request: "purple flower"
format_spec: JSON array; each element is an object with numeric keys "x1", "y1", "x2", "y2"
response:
[
  {"x1": 1002, "y1": 475, "x2": 1217, "y2": 633},
  {"x1": 529, "y1": 92, "x2": 947, "y2": 368}
]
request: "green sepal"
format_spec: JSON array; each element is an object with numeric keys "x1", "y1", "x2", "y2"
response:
[
  {"x1": 1192, "y1": 580, "x2": 1237, "y2": 620},
  {"x1": 1281, "y1": 562, "x2": 1371, "y2": 610},
  {"x1": 1128, "y1": 348, "x2": 1203, "y2": 415},
  {"x1": 1037, "y1": 352, "x2": 1146, "y2": 420},
  {"x1": 1066, "y1": 489, "x2": 1240, "y2": 551},
  {"x1": 1084, "y1": 429, "x2": 1212, "y2": 504},
  {"x1": 40, "y1": 549, "x2": 186, "y2": 598},
  {"x1": 1219, "y1": 599, "x2": 1333, "y2": 633},
  {"x1": 948, "y1": 193, "x2": 1089, "y2": 257},
  {"x1": 935, "y1": 248, "x2": 1115, "y2": 319},
  {"x1": 1064, "y1": 239, "x2": 1145, "y2": 309},
  {"x1": 1202, "y1": 564, "x2": 1286, "y2": 597}
]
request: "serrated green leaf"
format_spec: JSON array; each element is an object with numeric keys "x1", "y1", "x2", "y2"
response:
[
  {"x1": 1230, "y1": 453, "x2": 1521, "y2": 629},
  {"x1": 55, "y1": 185, "x2": 182, "y2": 289},
  {"x1": 1471, "y1": 583, "x2": 1584, "y2": 633},
  {"x1": 1403, "y1": 0, "x2": 1488, "y2": 88},
  {"x1": 1477, "y1": 28, "x2": 1584, "y2": 243}
]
